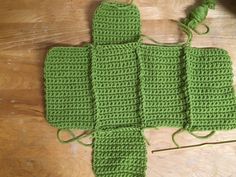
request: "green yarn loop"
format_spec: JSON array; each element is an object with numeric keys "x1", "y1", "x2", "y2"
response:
[
  {"x1": 57, "y1": 129, "x2": 93, "y2": 146},
  {"x1": 141, "y1": 20, "x2": 193, "y2": 46},
  {"x1": 171, "y1": 129, "x2": 216, "y2": 148},
  {"x1": 189, "y1": 130, "x2": 215, "y2": 139}
]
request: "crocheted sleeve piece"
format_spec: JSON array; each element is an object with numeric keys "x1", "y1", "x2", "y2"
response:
[
  {"x1": 91, "y1": 42, "x2": 142, "y2": 130},
  {"x1": 92, "y1": 2, "x2": 140, "y2": 45},
  {"x1": 93, "y1": 128, "x2": 147, "y2": 177},
  {"x1": 44, "y1": 47, "x2": 94, "y2": 130},
  {"x1": 186, "y1": 47, "x2": 236, "y2": 131},
  {"x1": 140, "y1": 45, "x2": 186, "y2": 128}
]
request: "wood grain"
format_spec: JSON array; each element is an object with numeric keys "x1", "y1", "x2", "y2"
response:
[{"x1": 0, "y1": 0, "x2": 236, "y2": 177}]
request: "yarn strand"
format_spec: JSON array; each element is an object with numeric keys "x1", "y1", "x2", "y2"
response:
[
  {"x1": 152, "y1": 139, "x2": 236, "y2": 153},
  {"x1": 171, "y1": 128, "x2": 184, "y2": 148},
  {"x1": 57, "y1": 129, "x2": 93, "y2": 146},
  {"x1": 171, "y1": 128, "x2": 216, "y2": 148},
  {"x1": 141, "y1": 20, "x2": 192, "y2": 47},
  {"x1": 189, "y1": 130, "x2": 215, "y2": 139},
  {"x1": 192, "y1": 23, "x2": 210, "y2": 35},
  {"x1": 153, "y1": 128, "x2": 216, "y2": 151}
]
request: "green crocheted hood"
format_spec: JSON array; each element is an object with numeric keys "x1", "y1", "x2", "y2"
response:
[{"x1": 44, "y1": 1, "x2": 236, "y2": 177}]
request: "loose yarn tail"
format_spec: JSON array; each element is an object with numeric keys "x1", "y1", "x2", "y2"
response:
[
  {"x1": 171, "y1": 128, "x2": 215, "y2": 148},
  {"x1": 141, "y1": 20, "x2": 193, "y2": 47},
  {"x1": 189, "y1": 130, "x2": 215, "y2": 139},
  {"x1": 171, "y1": 128, "x2": 184, "y2": 148},
  {"x1": 152, "y1": 129, "x2": 220, "y2": 153},
  {"x1": 152, "y1": 139, "x2": 236, "y2": 153},
  {"x1": 57, "y1": 129, "x2": 94, "y2": 146}
]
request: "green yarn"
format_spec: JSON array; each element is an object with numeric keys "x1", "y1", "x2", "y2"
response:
[
  {"x1": 183, "y1": 5, "x2": 208, "y2": 30},
  {"x1": 44, "y1": 1, "x2": 236, "y2": 177},
  {"x1": 141, "y1": 20, "x2": 193, "y2": 47},
  {"x1": 152, "y1": 138, "x2": 236, "y2": 153},
  {"x1": 57, "y1": 129, "x2": 93, "y2": 145},
  {"x1": 171, "y1": 128, "x2": 215, "y2": 148},
  {"x1": 203, "y1": 0, "x2": 217, "y2": 9},
  {"x1": 189, "y1": 130, "x2": 215, "y2": 139},
  {"x1": 183, "y1": 0, "x2": 216, "y2": 33}
]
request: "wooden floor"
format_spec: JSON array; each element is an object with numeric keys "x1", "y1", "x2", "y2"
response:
[{"x1": 1, "y1": 0, "x2": 236, "y2": 176}]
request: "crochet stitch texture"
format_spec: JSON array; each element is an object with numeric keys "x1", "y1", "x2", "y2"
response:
[{"x1": 44, "y1": 1, "x2": 236, "y2": 177}]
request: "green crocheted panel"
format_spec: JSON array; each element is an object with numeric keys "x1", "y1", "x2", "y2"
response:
[
  {"x1": 92, "y1": 1, "x2": 140, "y2": 45},
  {"x1": 185, "y1": 47, "x2": 236, "y2": 131},
  {"x1": 140, "y1": 45, "x2": 187, "y2": 128},
  {"x1": 44, "y1": 47, "x2": 94, "y2": 130},
  {"x1": 93, "y1": 128, "x2": 147, "y2": 177},
  {"x1": 92, "y1": 42, "x2": 142, "y2": 129}
]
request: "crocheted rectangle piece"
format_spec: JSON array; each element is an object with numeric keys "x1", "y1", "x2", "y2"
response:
[
  {"x1": 44, "y1": 43, "x2": 236, "y2": 132},
  {"x1": 92, "y1": 43, "x2": 142, "y2": 129},
  {"x1": 93, "y1": 128, "x2": 147, "y2": 177},
  {"x1": 92, "y1": 2, "x2": 140, "y2": 45},
  {"x1": 186, "y1": 47, "x2": 236, "y2": 131},
  {"x1": 140, "y1": 45, "x2": 187, "y2": 128},
  {"x1": 44, "y1": 47, "x2": 94, "y2": 129}
]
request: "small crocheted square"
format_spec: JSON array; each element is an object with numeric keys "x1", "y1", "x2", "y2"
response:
[
  {"x1": 93, "y1": 128, "x2": 147, "y2": 177},
  {"x1": 92, "y1": 1, "x2": 140, "y2": 45}
]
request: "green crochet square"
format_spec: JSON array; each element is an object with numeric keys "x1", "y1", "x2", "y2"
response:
[
  {"x1": 93, "y1": 128, "x2": 147, "y2": 177},
  {"x1": 92, "y1": 1, "x2": 140, "y2": 45},
  {"x1": 92, "y1": 42, "x2": 141, "y2": 129},
  {"x1": 44, "y1": 47, "x2": 94, "y2": 130}
]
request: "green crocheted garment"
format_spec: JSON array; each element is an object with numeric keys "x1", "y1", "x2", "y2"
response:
[{"x1": 44, "y1": 1, "x2": 236, "y2": 177}]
